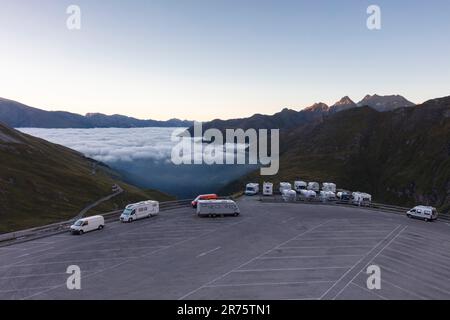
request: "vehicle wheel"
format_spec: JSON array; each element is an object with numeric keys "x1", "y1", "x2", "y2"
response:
[
  {"x1": 79, "y1": 230, "x2": 84, "y2": 235},
  {"x1": 407, "y1": 214, "x2": 411, "y2": 218},
  {"x1": 424, "y1": 218, "x2": 429, "y2": 222},
  {"x1": 98, "y1": 225, "x2": 104, "y2": 230},
  {"x1": 129, "y1": 218, "x2": 133, "y2": 223},
  {"x1": 234, "y1": 213, "x2": 239, "y2": 217}
]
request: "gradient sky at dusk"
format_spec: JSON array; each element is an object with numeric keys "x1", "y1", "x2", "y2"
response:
[{"x1": 1, "y1": 0, "x2": 449, "y2": 121}]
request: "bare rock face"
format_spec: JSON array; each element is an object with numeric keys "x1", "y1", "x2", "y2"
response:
[{"x1": 357, "y1": 94, "x2": 415, "y2": 112}]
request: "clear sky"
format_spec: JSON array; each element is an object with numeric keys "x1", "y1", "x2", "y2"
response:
[{"x1": 1, "y1": 0, "x2": 449, "y2": 121}]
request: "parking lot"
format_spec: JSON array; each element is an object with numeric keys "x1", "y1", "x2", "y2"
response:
[{"x1": 0, "y1": 196, "x2": 449, "y2": 300}]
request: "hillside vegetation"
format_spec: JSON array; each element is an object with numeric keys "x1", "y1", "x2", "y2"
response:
[
  {"x1": 0, "y1": 123, "x2": 173, "y2": 233},
  {"x1": 221, "y1": 96, "x2": 450, "y2": 212}
]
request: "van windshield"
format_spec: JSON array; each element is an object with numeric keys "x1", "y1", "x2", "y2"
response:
[
  {"x1": 74, "y1": 220, "x2": 83, "y2": 226},
  {"x1": 122, "y1": 208, "x2": 134, "y2": 216}
]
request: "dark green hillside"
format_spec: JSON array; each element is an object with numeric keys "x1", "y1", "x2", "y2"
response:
[
  {"x1": 0, "y1": 123, "x2": 173, "y2": 233},
  {"x1": 221, "y1": 96, "x2": 450, "y2": 212}
]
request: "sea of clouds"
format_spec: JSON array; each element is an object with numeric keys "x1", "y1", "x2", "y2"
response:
[
  {"x1": 20, "y1": 127, "x2": 177, "y2": 163},
  {"x1": 19, "y1": 127, "x2": 256, "y2": 198}
]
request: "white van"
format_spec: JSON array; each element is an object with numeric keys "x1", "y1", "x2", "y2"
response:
[
  {"x1": 245, "y1": 183, "x2": 259, "y2": 196},
  {"x1": 263, "y1": 182, "x2": 273, "y2": 196},
  {"x1": 120, "y1": 201, "x2": 159, "y2": 223},
  {"x1": 322, "y1": 183, "x2": 337, "y2": 193},
  {"x1": 352, "y1": 192, "x2": 372, "y2": 206},
  {"x1": 294, "y1": 181, "x2": 307, "y2": 192},
  {"x1": 279, "y1": 182, "x2": 292, "y2": 194},
  {"x1": 197, "y1": 200, "x2": 240, "y2": 217},
  {"x1": 307, "y1": 182, "x2": 320, "y2": 193},
  {"x1": 70, "y1": 216, "x2": 105, "y2": 235},
  {"x1": 407, "y1": 206, "x2": 438, "y2": 222}
]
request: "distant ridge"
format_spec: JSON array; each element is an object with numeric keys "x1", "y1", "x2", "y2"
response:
[
  {"x1": 187, "y1": 94, "x2": 416, "y2": 134},
  {"x1": 0, "y1": 97, "x2": 193, "y2": 128}
]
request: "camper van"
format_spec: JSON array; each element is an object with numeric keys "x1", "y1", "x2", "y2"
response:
[
  {"x1": 294, "y1": 181, "x2": 307, "y2": 192},
  {"x1": 407, "y1": 206, "x2": 438, "y2": 222},
  {"x1": 299, "y1": 189, "x2": 317, "y2": 199},
  {"x1": 197, "y1": 200, "x2": 240, "y2": 217},
  {"x1": 263, "y1": 182, "x2": 273, "y2": 196},
  {"x1": 320, "y1": 191, "x2": 337, "y2": 201},
  {"x1": 282, "y1": 189, "x2": 297, "y2": 202},
  {"x1": 337, "y1": 191, "x2": 352, "y2": 202},
  {"x1": 279, "y1": 182, "x2": 292, "y2": 194},
  {"x1": 322, "y1": 183, "x2": 337, "y2": 193},
  {"x1": 120, "y1": 201, "x2": 159, "y2": 223},
  {"x1": 352, "y1": 192, "x2": 372, "y2": 206},
  {"x1": 70, "y1": 216, "x2": 105, "y2": 235},
  {"x1": 307, "y1": 182, "x2": 320, "y2": 193},
  {"x1": 191, "y1": 194, "x2": 218, "y2": 208},
  {"x1": 245, "y1": 183, "x2": 259, "y2": 196}
]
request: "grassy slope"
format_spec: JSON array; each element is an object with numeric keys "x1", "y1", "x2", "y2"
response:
[
  {"x1": 221, "y1": 98, "x2": 450, "y2": 212},
  {"x1": 0, "y1": 124, "x2": 174, "y2": 233}
]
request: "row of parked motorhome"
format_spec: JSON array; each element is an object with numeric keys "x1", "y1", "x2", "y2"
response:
[{"x1": 246, "y1": 181, "x2": 372, "y2": 205}]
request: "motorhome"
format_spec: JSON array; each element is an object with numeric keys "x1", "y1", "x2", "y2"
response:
[
  {"x1": 120, "y1": 201, "x2": 159, "y2": 223},
  {"x1": 191, "y1": 194, "x2": 218, "y2": 208},
  {"x1": 352, "y1": 192, "x2": 372, "y2": 206},
  {"x1": 245, "y1": 183, "x2": 260, "y2": 196},
  {"x1": 279, "y1": 182, "x2": 292, "y2": 194},
  {"x1": 70, "y1": 216, "x2": 105, "y2": 235},
  {"x1": 294, "y1": 181, "x2": 307, "y2": 192},
  {"x1": 197, "y1": 200, "x2": 240, "y2": 217},
  {"x1": 299, "y1": 189, "x2": 316, "y2": 199},
  {"x1": 337, "y1": 191, "x2": 352, "y2": 202},
  {"x1": 263, "y1": 182, "x2": 273, "y2": 196},
  {"x1": 322, "y1": 183, "x2": 337, "y2": 193},
  {"x1": 407, "y1": 206, "x2": 438, "y2": 222},
  {"x1": 307, "y1": 182, "x2": 320, "y2": 193},
  {"x1": 320, "y1": 191, "x2": 337, "y2": 201},
  {"x1": 282, "y1": 189, "x2": 297, "y2": 202}
]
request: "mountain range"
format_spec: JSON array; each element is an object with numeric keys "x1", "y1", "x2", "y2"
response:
[
  {"x1": 220, "y1": 95, "x2": 450, "y2": 213},
  {"x1": 0, "y1": 123, "x2": 173, "y2": 233},
  {"x1": 187, "y1": 94, "x2": 416, "y2": 134},
  {"x1": 0, "y1": 97, "x2": 193, "y2": 128}
]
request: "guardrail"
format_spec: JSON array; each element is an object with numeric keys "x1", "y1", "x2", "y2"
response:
[
  {"x1": 259, "y1": 195, "x2": 450, "y2": 222},
  {"x1": 0, "y1": 199, "x2": 193, "y2": 247},
  {"x1": 1, "y1": 195, "x2": 447, "y2": 247}
]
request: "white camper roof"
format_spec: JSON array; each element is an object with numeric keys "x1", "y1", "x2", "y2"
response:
[
  {"x1": 125, "y1": 200, "x2": 158, "y2": 210},
  {"x1": 413, "y1": 205, "x2": 436, "y2": 211},
  {"x1": 246, "y1": 183, "x2": 259, "y2": 187}
]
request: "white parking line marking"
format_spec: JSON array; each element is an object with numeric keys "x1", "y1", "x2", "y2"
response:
[
  {"x1": 318, "y1": 225, "x2": 402, "y2": 300},
  {"x1": 21, "y1": 217, "x2": 251, "y2": 300},
  {"x1": 297, "y1": 237, "x2": 384, "y2": 240},
  {"x1": 279, "y1": 245, "x2": 373, "y2": 249},
  {"x1": 327, "y1": 225, "x2": 406, "y2": 300},
  {"x1": 0, "y1": 286, "x2": 57, "y2": 294},
  {"x1": 258, "y1": 254, "x2": 363, "y2": 260},
  {"x1": 197, "y1": 247, "x2": 222, "y2": 258},
  {"x1": 282, "y1": 217, "x2": 296, "y2": 224},
  {"x1": 380, "y1": 277, "x2": 427, "y2": 300},
  {"x1": 374, "y1": 262, "x2": 450, "y2": 296},
  {"x1": 205, "y1": 280, "x2": 335, "y2": 288},
  {"x1": 235, "y1": 266, "x2": 351, "y2": 272},
  {"x1": 349, "y1": 282, "x2": 388, "y2": 300},
  {"x1": 178, "y1": 219, "x2": 334, "y2": 300}
]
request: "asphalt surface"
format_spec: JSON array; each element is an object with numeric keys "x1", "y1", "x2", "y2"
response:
[{"x1": 0, "y1": 196, "x2": 449, "y2": 300}]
